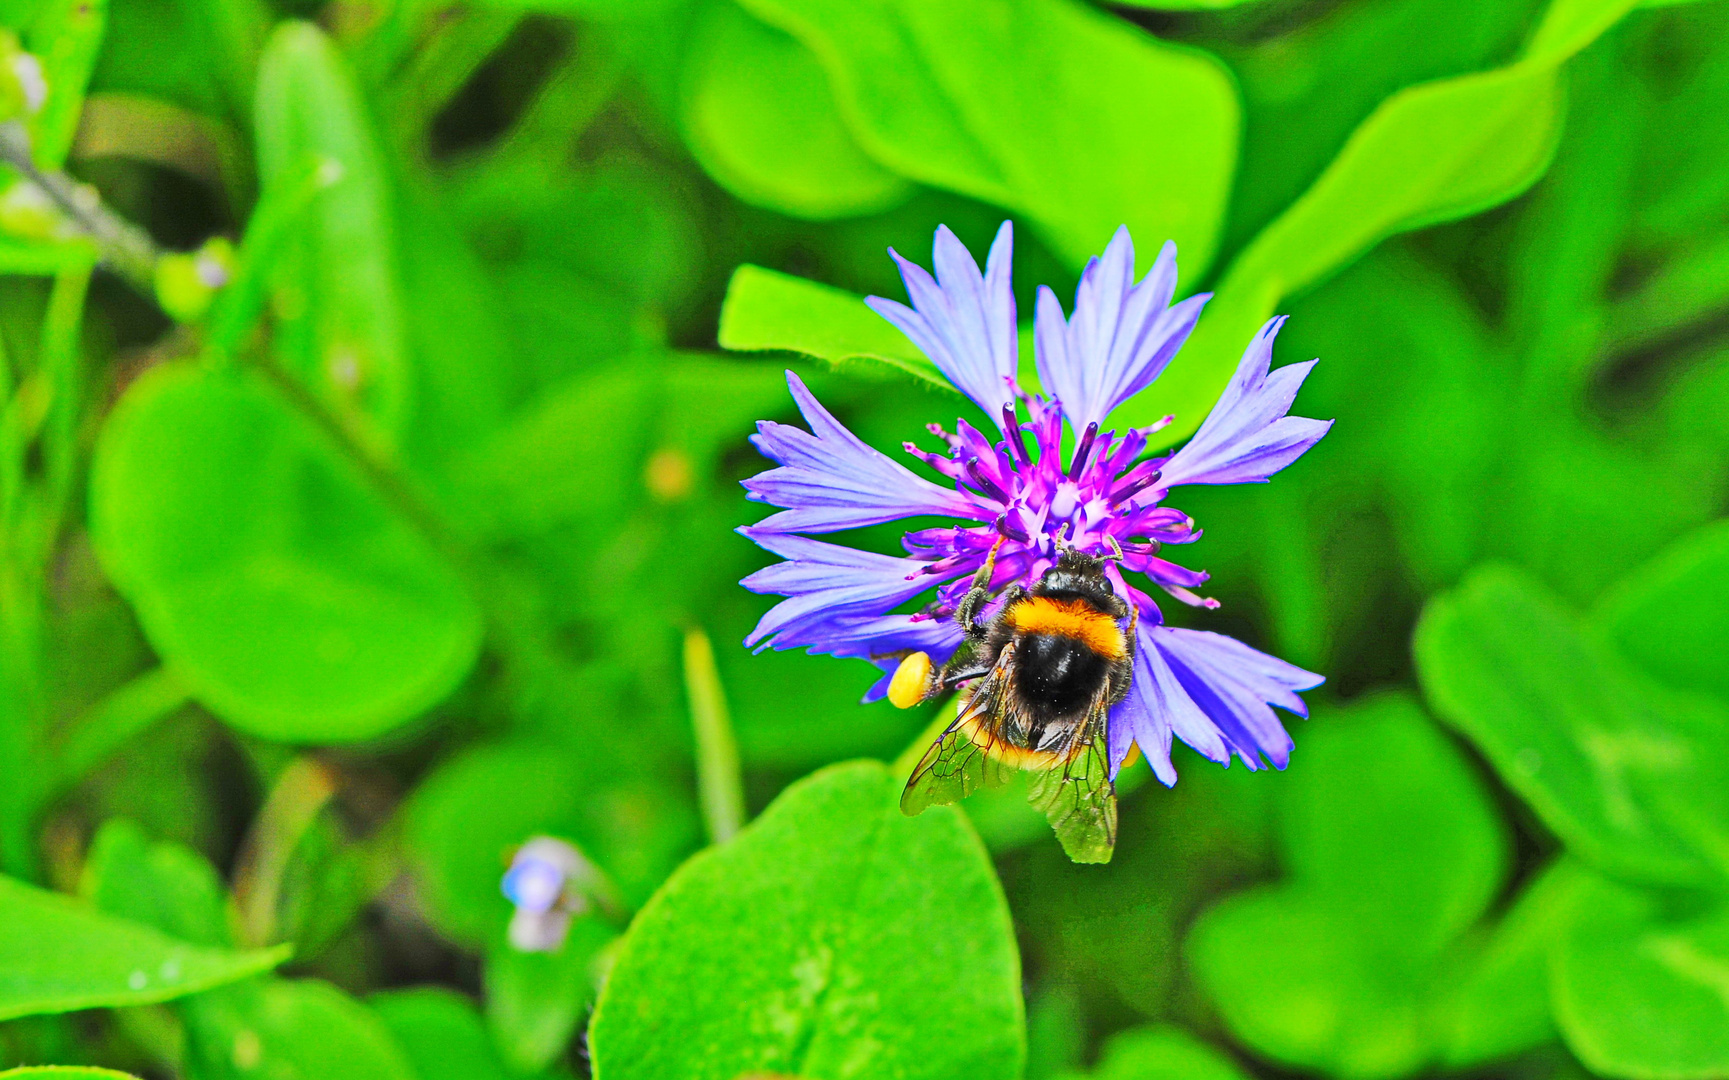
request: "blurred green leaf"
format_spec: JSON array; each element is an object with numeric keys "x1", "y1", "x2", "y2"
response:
[
  {"x1": 1063, "y1": 1026, "x2": 1253, "y2": 1080},
  {"x1": 1416, "y1": 564, "x2": 1729, "y2": 889},
  {"x1": 81, "y1": 818, "x2": 231, "y2": 947},
  {"x1": 738, "y1": 0, "x2": 1239, "y2": 273},
  {"x1": 368, "y1": 988, "x2": 513, "y2": 1080},
  {"x1": 718, "y1": 264, "x2": 950, "y2": 390},
  {"x1": 482, "y1": 917, "x2": 615, "y2": 1072},
  {"x1": 1598, "y1": 519, "x2": 1729, "y2": 708},
  {"x1": 88, "y1": 362, "x2": 483, "y2": 742},
  {"x1": 1551, "y1": 867, "x2": 1729, "y2": 1080},
  {"x1": 589, "y1": 760, "x2": 1023, "y2": 1080},
  {"x1": 1146, "y1": 0, "x2": 1638, "y2": 441},
  {"x1": 182, "y1": 979, "x2": 416, "y2": 1080},
  {"x1": 1435, "y1": 859, "x2": 1581, "y2": 1068},
  {"x1": 0, "y1": 874, "x2": 285, "y2": 1019},
  {"x1": 679, "y1": 0, "x2": 913, "y2": 220},
  {"x1": 24, "y1": 0, "x2": 105, "y2": 168},
  {"x1": 255, "y1": 21, "x2": 409, "y2": 435},
  {"x1": 1187, "y1": 694, "x2": 1508, "y2": 1079}
]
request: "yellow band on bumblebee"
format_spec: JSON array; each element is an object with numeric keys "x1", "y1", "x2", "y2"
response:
[{"x1": 887, "y1": 652, "x2": 934, "y2": 709}]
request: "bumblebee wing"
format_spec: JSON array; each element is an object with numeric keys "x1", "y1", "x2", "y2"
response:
[
  {"x1": 900, "y1": 643, "x2": 1018, "y2": 817},
  {"x1": 1026, "y1": 692, "x2": 1118, "y2": 864}
]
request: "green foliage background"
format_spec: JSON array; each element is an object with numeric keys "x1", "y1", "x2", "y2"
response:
[{"x1": 0, "y1": 0, "x2": 1727, "y2": 1077}]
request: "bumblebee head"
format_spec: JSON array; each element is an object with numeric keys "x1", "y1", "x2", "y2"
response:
[{"x1": 1036, "y1": 531, "x2": 1124, "y2": 602}]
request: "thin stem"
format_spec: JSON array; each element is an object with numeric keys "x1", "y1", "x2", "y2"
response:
[
  {"x1": 50, "y1": 665, "x2": 190, "y2": 796},
  {"x1": 682, "y1": 628, "x2": 744, "y2": 845},
  {"x1": 0, "y1": 121, "x2": 159, "y2": 294},
  {"x1": 232, "y1": 756, "x2": 337, "y2": 948}
]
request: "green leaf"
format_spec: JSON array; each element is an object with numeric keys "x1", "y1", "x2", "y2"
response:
[
  {"x1": 737, "y1": 0, "x2": 1239, "y2": 273},
  {"x1": 24, "y1": 0, "x2": 106, "y2": 167},
  {"x1": 182, "y1": 979, "x2": 417, "y2": 1080},
  {"x1": 1187, "y1": 694, "x2": 1508, "y2": 1079},
  {"x1": 717, "y1": 264, "x2": 951, "y2": 390},
  {"x1": 1598, "y1": 519, "x2": 1729, "y2": 708},
  {"x1": 1280, "y1": 693, "x2": 1509, "y2": 955},
  {"x1": 81, "y1": 818, "x2": 231, "y2": 947},
  {"x1": 368, "y1": 988, "x2": 513, "y2": 1080},
  {"x1": 1415, "y1": 564, "x2": 1729, "y2": 889},
  {"x1": 254, "y1": 21, "x2": 409, "y2": 435},
  {"x1": 1435, "y1": 859, "x2": 1582, "y2": 1068},
  {"x1": 1189, "y1": 891, "x2": 1434, "y2": 1080},
  {"x1": 1141, "y1": 0, "x2": 1639, "y2": 441},
  {"x1": 1552, "y1": 868, "x2": 1729, "y2": 1080},
  {"x1": 679, "y1": 0, "x2": 913, "y2": 220},
  {"x1": 88, "y1": 361, "x2": 483, "y2": 742},
  {"x1": 0, "y1": 874, "x2": 285, "y2": 1019},
  {"x1": 1077, "y1": 1026, "x2": 1254, "y2": 1080},
  {"x1": 588, "y1": 760, "x2": 1023, "y2": 1080},
  {"x1": 483, "y1": 917, "x2": 616, "y2": 1072}
]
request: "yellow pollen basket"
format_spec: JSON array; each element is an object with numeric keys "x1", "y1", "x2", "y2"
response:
[{"x1": 887, "y1": 651, "x2": 933, "y2": 708}]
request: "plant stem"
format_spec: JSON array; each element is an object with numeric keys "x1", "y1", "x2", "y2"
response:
[
  {"x1": 0, "y1": 121, "x2": 159, "y2": 294},
  {"x1": 683, "y1": 628, "x2": 745, "y2": 845}
]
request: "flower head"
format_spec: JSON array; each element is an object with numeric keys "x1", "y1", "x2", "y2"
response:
[{"x1": 739, "y1": 223, "x2": 1331, "y2": 784}]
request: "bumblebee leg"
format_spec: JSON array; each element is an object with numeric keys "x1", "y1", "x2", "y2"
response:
[{"x1": 954, "y1": 537, "x2": 1006, "y2": 640}]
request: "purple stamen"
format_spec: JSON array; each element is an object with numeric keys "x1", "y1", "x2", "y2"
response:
[
  {"x1": 1068, "y1": 421, "x2": 1099, "y2": 478},
  {"x1": 1110, "y1": 467, "x2": 1163, "y2": 504},
  {"x1": 1002, "y1": 402, "x2": 1030, "y2": 465},
  {"x1": 995, "y1": 512, "x2": 1031, "y2": 542},
  {"x1": 965, "y1": 457, "x2": 1013, "y2": 504}
]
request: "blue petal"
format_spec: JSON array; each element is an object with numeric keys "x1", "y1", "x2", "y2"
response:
[
  {"x1": 743, "y1": 371, "x2": 988, "y2": 533},
  {"x1": 739, "y1": 531, "x2": 953, "y2": 652},
  {"x1": 866, "y1": 221, "x2": 1018, "y2": 421},
  {"x1": 1034, "y1": 228, "x2": 1210, "y2": 431},
  {"x1": 1158, "y1": 317, "x2": 1334, "y2": 488},
  {"x1": 1108, "y1": 623, "x2": 1322, "y2": 782}
]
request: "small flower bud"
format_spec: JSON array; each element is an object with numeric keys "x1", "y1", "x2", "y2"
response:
[
  {"x1": 501, "y1": 835, "x2": 605, "y2": 953},
  {"x1": 153, "y1": 237, "x2": 234, "y2": 323},
  {"x1": 0, "y1": 32, "x2": 44, "y2": 123}
]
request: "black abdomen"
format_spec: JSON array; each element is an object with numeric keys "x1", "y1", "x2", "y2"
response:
[{"x1": 1015, "y1": 633, "x2": 1109, "y2": 717}]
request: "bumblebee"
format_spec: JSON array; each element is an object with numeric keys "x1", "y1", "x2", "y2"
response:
[{"x1": 889, "y1": 536, "x2": 1135, "y2": 863}]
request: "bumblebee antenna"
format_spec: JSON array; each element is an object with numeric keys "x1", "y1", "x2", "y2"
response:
[
  {"x1": 1053, "y1": 522, "x2": 1073, "y2": 555},
  {"x1": 1102, "y1": 535, "x2": 1125, "y2": 563}
]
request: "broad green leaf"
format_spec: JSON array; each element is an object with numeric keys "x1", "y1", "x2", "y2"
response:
[
  {"x1": 81, "y1": 818, "x2": 231, "y2": 947},
  {"x1": 483, "y1": 917, "x2": 615, "y2": 1072},
  {"x1": 717, "y1": 264, "x2": 951, "y2": 390},
  {"x1": 1189, "y1": 891, "x2": 1433, "y2": 1080},
  {"x1": 182, "y1": 979, "x2": 416, "y2": 1080},
  {"x1": 1598, "y1": 519, "x2": 1729, "y2": 707},
  {"x1": 1140, "y1": 0, "x2": 1639, "y2": 440},
  {"x1": 1435, "y1": 860, "x2": 1584, "y2": 1068},
  {"x1": 588, "y1": 760, "x2": 1023, "y2": 1080},
  {"x1": 0, "y1": 874, "x2": 285, "y2": 1019},
  {"x1": 737, "y1": 0, "x2": 1238, "y2": 273},
  {"x1": 368, "y1": 988, "x2": 512, "y2": 1080},
  {"x1": 679, "y1": 0, "x2": 912, "y2": 220},
  {"x1": 255, "y1": 21, "x2": 409, "y2": 435},
  {"x1": 1187, "y1": 695, "x2": 1508, "y2": 1079},
  {"x1": 1415, "y1": 565, "x2": 1729, "y2": 889},
  {"x1": 1068, "y1": 1026, "x2": 1254, "y2": 1080},
  {"x1": 1551, "y1": 868, "x2": 1729, "y2": 1080},
  {"x1": 88, "y1": 362, "x2": 483, "y2": 742},
  {"x1": 23, "y1": 0, "x2": 105, "y2": 167},
  {"x1": 1280, "y1": 693, "x2": 1509, "y2": 955}
]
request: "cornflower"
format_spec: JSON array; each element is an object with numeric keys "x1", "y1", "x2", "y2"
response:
[{"x1": 739, "y1": 223, "x2": 1330, "y2": 785}]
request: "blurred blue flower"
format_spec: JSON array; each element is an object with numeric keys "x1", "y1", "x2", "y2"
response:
[
  {"x1": 502, "y1": 835, "x2": 599, "y2": 952},
  {"x1": 739, "y1": 223, "x2": 1331, "y2": 784}
]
